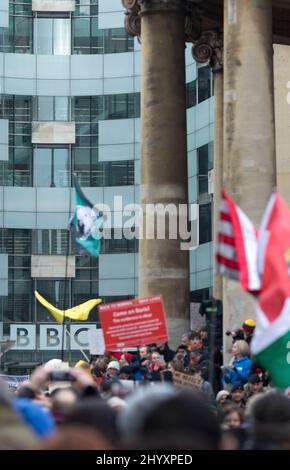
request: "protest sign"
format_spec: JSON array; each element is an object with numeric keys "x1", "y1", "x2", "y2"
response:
[
  {"x1": 172, "y1": 370, "x2": 197, "y2": 389},
  {"x1": 88, "y1": 328, "x2": 105, "y2": 355},
  {"x1": 99, "y1": 295, "x2": 168, "y2": 350},
  {"x1": 0, "y1": 374, "x2": 30, "y2": 391}
]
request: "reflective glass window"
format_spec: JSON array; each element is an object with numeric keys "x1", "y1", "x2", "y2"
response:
[
  {"x1": 198, "y1": 65, "x2": 212, "y2": 103},
  {"x1": 34, "y1": 147, "x2": 69, "y2": 187},
  {"x1": 34, "y1": 18, "x2": 71, "y2": 55},
  {"x1": 32, "y1": 230, "x2": 70, "y2": 255},
  {"x1": 199, "y1": 203, "x2": 212, "y2": 245},
  {"x1": 34, "y1": 18, "x2": 53, "y2": 54},
  {"x1": 34, "y1": 97, "x2": 70, "y2": 121},
  {"x1": 53, "y1": 19, "x2": 71, "y2": 55},
  {"x1": 186, "y1": 80, "x2": 197, "y2": 108}
]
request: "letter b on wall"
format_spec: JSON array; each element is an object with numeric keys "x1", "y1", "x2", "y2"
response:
[
  {"x1": 40, "y1": 325, "x2": 64, "y2": 350},
  {"x1": 10, "y1": 325, "x2": 36, "y2": 350}
]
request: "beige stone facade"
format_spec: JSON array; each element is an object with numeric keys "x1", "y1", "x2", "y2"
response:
[{"x1": 274, "y1": 44, "x2": 290, "y2": 204}]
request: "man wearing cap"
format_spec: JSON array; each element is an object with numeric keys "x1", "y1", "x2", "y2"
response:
[
  {"x1": 245, "y1": 374, "x2": 265, "y2": 400},
  {"x1": 242, "y1": 319, "x2": 256, "y2": 345}
]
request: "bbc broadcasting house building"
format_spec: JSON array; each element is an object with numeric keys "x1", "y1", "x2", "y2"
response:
[{"x1": 0, "y1": 0, "x2": 213, "y2": 372}]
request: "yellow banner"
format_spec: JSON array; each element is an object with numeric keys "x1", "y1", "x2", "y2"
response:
[{"x1": 35, "y1": 291, "x2": 102, "y2": 324}]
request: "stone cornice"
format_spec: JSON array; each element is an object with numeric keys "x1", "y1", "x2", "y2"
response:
[
  {"x1": 191, "y1": 29, "x2": 223, "y2": 72},
  {"x1": 121, "y1": 0, "x2": 203, "y2": 40}
]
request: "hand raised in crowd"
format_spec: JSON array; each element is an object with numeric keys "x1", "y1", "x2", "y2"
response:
[{"x1": 69, "y1": 366, "x2": 97, "y2": 391}]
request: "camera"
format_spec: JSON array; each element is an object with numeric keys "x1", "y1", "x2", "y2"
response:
[{"x1": 48, "y1": 370, "x2": 76, "y2": 382}]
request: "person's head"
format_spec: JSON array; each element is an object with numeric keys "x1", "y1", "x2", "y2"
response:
[
  {"x1": 151, "y1": 351, "x2": 161, "y2": 364},
  {"x1": 176, "y1": 345, "x2": 188, "y2": 356},
  {"x1": 181, "y1": 333, "x2": 190, "y2": 346},
  {"x1": 191, "y1": 369, "x2": 203, "y2": 388},
  {"x1": 67, "y1": 398, "x2": 119, "y2": 446},
  {"x1": 249, "y1": 392, "x2": 290, "y2": 449},
  {"x1": 216, "y1": 390, "x2": 230, "y2": 406},
  {"x1": 200, "y1": 327, "x2": 208, "y2": 340},
  {"x1": 106, "y1": 361, "x2": 120, "y2": 377},
  {"x1": 248, "y1": 374, "x2": 263, "y2": 394},
  {"x1": 167, "y1": 358, "x2": 184, "y2": 373},
  {"x1": 223, "y1": 404, "x2": 244, "y2": 429},
  {"x1": 74, "y1": 360, "x2": 91, "y2": 375},
  {"x1": 231, "y1": 384, "x2": 245, "y2": 404},
  {"x1": 50, "y1": 387, "x2": 79, "y2": 424},
  {"x1": 139, "y1": 346, "x2": 149, "y2": 360},
  {"x1": 189, "y1": 332, "x2": 202, "y2": 350},
  {"x1": 232, "y1": 340, "x2": 249, "y2": 359},
  {"x1": 242, "y1": 319, "x2": 256, "y2": 338},
  {"x1": 189, "y1": 350, "x2": 202, "y2": 367},
  {"x1": 118, "y1": 385, "x2": 221, "y2": 449},
  {"x1": 35, "y1": 425, "x2": 113, "y2": 450}
]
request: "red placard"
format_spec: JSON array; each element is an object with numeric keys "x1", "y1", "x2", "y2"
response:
[{"x1": 99, "y1": 295, "x2": 168, "y2": 349}]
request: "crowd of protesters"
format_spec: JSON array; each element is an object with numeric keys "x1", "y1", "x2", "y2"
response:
[{"x1": 1, "y1": 318, "x2": 290, "y2": 450}]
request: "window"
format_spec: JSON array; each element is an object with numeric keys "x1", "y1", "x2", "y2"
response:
[
  {"x1": 33, "y1": 230, "x2": 71, "y2": 255},
  {"x1": 34, "y1": 147, "x2": 70, "y2": 187},
  {"x1": 186, "y1": 80, "x2": 197, "y2": 108},
  {"x1": 198, "y1": 65, "x2": 212, "y2": 103},
  {"x1": 72, "y1": 2, "x2": 133, "y2": 55},
  {"x1": 0, "y1": 229, "x2": 31, "y2": 255},
  {"x1": 199, "y1": 203, "x2": 212, "y2": 245},
  {"x1": 197, "y1": 143, "x2": 213, "y2": 202},
  {"x1": 0, "y1": 95, "x2": 32, "y2": 186},
  {"x1": 34, "y1": 18, "x2": 71, "y2": 55},
  {"x1": 0, "y1": 1, "x2": 33, "y2": 53},
  {"x1": 33, "y1": 97, "x2": 70, "y2": 121},
  {"x1": 104, "y1": 94, "x2": 140, "y2": 120},
  {"x1": 103, "y1": 28, "x2": 134, "y2": 54}
]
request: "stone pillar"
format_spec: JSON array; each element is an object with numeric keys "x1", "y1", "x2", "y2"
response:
[
  {"x1": 122, "y1": 0, "x2": 201, "y2": 346},
  {"x1": 223, "y1": 0, "x2": 276, "y2": 357},
  {"x1": 192, "y1": 30, "x2": 224, "y2": 302}
]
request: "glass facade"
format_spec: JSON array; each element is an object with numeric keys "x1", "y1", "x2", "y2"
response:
[
  {"x1": 0, "y1": 1, "x2": 214, "y2": 366},
  {"x1": 0, "y1": 1, "x2": 134, "y2": 55}
]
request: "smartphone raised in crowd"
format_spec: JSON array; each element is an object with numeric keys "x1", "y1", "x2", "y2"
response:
[{"x1": 48, "y1": 370, "x2": 76, "y2": 382}]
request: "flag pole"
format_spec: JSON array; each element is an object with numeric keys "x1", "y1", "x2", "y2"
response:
[
  {"x1": 61, "y1": 177, "x2": 73, "y2": 362},
  {"x1": 65, "y1": 329, "x2": 90, "y2": 362}
]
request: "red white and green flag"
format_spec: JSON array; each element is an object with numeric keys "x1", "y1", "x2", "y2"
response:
[
  {"x1": 216, "y1": 191, "x2": 260, "y2": 294},
  {"x1": 251, "y1": 193, "x2": 290, "y2": 389}
]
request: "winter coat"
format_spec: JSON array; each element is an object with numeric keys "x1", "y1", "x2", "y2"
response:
[{"x1": 223, "y1": 355, "x2": 253, "y2": 385}]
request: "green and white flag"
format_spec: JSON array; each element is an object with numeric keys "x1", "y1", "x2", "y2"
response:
[
  {"x1": 251, "y1": 193, "x2": 290, "y2": 389},
  {"x1": 69, "y1": 174, "x2": 104, "y2": 257}
]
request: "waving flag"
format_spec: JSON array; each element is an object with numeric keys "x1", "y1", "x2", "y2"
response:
[
  {"x1": 35, "y1": 290, "x2": 102, "y2": 324},
  {"x1": 251, "y1": 193, "x2": 290, "y2": 388},
  {"x1": 70, "y1": 174, "x2": 104, "y2": 257},
  {"x1": 216, "y1": 191, "x2": 260, "y2": 294}
]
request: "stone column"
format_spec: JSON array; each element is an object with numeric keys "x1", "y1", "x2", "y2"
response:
[
  {"x1": 122, "y1": 0, "x2": 200, "y2": 346},
  {"x1": 223, "y1": 0, "x2": 276, "y2": 356},
  {"x1": 192, "y1": 30, "x2": 224, "y2": 302}
]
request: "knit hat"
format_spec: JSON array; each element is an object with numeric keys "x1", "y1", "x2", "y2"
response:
[
  {"x1": 231, "y1": 384, "x2": 244, "y2": 393},
  {"x1": 216, "y1": 390, "x2": 230, "y2": 402},
  {"x1": 242, "y1": 319, "x2": 256, "y2": 333},
  {"x1": 107, "y1": 361, "x2": 120, "y2": 372}
]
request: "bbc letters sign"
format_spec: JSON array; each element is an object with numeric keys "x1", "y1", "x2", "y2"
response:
[{"x1": 10, "y1": 324, "x2": 97, "y2": 350}]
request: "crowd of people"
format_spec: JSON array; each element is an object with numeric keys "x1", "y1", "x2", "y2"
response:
[{"x1": 1, "y1": 319, "x2": 290, "y2": 450}]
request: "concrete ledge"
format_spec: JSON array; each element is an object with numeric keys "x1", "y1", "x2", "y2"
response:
[
  {"x1": 31, "y1": 255, "x2": 75, "y2": 278},
  {"x1": 32, "y1": 122, "x2": 76, "y2": 144},
  {"x1": 32, "y1": 0, "x2": 75, "y2": 12}
]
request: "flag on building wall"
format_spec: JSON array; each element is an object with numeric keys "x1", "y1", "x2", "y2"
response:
[
  {"x1": 216, "y1": 191, "x2": 260, "y2": 294},
  {"x1": 35, "y1": 290, "x2": 102, "y2": 324},
  {"x1": 251, "y1": 193, "x2": 290, "y2": 389},
  {"x1": 70, "y1": 174, "x2": 104, "y2": 257}
]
